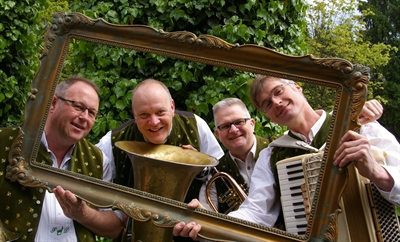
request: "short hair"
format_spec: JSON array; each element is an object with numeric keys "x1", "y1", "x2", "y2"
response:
[
  {"x1": 249, "y1": 75, "x2": 291, "y2": 111},
  {"x1": 212, "y1": 97, "x2": 251, "y2": 125},
  {"x1": 55, "y1": 76, "x2": 100, "y2": 99},
  {"x1": 131, "y1": 78, "x2": 173, "y2": 108}
]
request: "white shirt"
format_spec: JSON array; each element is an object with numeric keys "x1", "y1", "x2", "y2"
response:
[
  {"x1": 228, "y1": 112, "x2": 400, "y2": 226},
  {"x1": 199, "y1": 135, "x2": 257, "y2": 211},
  {"x1": 96, "y1": 114, "x2": 224, "y2": 179},
  {"x1": 360, "y1": 121, "x2": 400, "y2": 205},
  {"x1": 35, "y1": 132, "x2": 117, "y2": 242}
]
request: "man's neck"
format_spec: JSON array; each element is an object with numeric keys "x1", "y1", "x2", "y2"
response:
[
  {"x1": 289, "y1": 110, "x2": 322, "y2": 142},
  {"x1": 43, "y1": 131, "x2": 73, "y2": 167}
]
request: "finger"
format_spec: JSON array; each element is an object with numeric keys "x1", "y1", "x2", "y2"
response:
[
  {"x1": 180, "y1": 222, "x2": 197, "y2": 237},
  {"x1": 189, "y1": 224, "x2": 202, "y2": 240},
  {"x1": 64, "y1": 190, "x2": 79, "y2": 204},
  {"x1": 188, "y1": 199, "x2": 200, "y2": 209},
  {"x1": 173, "y1": 222, "x2": 186, "y2": 236}
]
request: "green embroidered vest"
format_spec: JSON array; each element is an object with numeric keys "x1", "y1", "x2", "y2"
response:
[
  {"x1": 0, "y1": 127, "x2": 103, "y2": 241},
  {"x1": 110, "y1": 110, "x2": 201, "y2": 202},
  {"x1": 269, "y1": 114, "x2": 332, "y2": 229},
  {"x1": 213, "y1": 135, "x2": 271, "y2": 214}
]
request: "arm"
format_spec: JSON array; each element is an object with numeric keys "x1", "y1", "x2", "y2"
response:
[
  {"x1": 173, "y1": 147, "x2": 280, "y2": 239},
  {"x1": 333, "y1": 122, "x2": 400, "y2": 204},
  {"x1": 227, "y1": 146, "x2": 280, "y2": 226},
  {"x1": 53, "y1": 186, "x2": 125, "y2": 238},
  {"x1": 194, "y1": 114, "x2": 224, "y2": 159},
  {"x1": 53, "y1": 150, "x2": 126, "y2": 238}
]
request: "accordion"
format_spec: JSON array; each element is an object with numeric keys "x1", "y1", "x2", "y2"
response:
[{"x1": 276, "y1": 150, "x2": 400, "y2": 241}]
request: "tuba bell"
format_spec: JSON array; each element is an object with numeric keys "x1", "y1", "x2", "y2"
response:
[
  {"x1": 205, "y1": 167, "x2": 248, "y2": 214},
  {"x1": 115, "y1": 141, "x2": 219, "y2": 242}
]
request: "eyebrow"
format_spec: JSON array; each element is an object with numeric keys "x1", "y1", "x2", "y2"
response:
[{"x1": 260, "y1": 84, "x2": 283, "y2": 108}]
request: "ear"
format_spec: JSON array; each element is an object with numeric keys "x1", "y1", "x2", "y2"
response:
[
  {"x1": 214, "y1": 129, "x2": 220, "y2": 138},
  {"x1": 292, "y1": 82, "x2": 302, "y2": 93},
  {"x1": 49, "y1": 95, "x2": 58, "y2": 112},
  {"x1": 171, "y1": 99, "x2": 175, "y2": 113},
  {"x1": 250, "y1": 118, "x2": 255, "y2": 127}
]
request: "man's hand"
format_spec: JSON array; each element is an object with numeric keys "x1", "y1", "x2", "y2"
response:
[
  {"x1": 182, "y1": 144, "x2": 198, "y2": 151},
  {"x1": 333, "y1": 130, "x2": 394, "y2": 191},
  {"x1": 53, "y1": 186, "x2": 89, "y2": 220},
  {"x1": 172, "y1": 199, "x2": 205, "y2": 240},
  {"x1": 359, "y1": 99, "x2": 383, "y2": 124}
]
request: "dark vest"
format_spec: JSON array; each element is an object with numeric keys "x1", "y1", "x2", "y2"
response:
[
  {"x1": 270, "y1": 114, "x2": 332, "y2": 229},
  {"x1": 213, "y1": 135, "x2": 271, "y2": 214},
  {"x1": 0, "y1": 127, "x2": 103, "y2": 241},
  {"x1": 110, "y1": 110, "x2": 202, "y2": 202}
]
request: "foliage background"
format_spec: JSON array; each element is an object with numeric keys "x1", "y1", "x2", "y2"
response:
[
  {"x1": 1, "y1": 0, "x2": 399, "y2": 240},
  {"x1": 1, "y1": 0, "x2": 311, "y2": 143}
]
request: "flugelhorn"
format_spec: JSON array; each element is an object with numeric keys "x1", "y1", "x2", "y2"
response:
[{"x1": 205, "y1": 167, "x2": 248, "y2": 214}]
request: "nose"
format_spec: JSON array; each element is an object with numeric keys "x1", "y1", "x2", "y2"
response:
[
  {"x1": 270, "y1": 96, "x2": 283, "y2": 107},
  {"x1": 78, "y1": 109, "x2": 90, "y2": 119},
  {"x1": 228, "y1": 123, "x2": 240, "y2": 132},
  {"x1": 148, "y1": 114, "x2": 160, "y2": 125}
]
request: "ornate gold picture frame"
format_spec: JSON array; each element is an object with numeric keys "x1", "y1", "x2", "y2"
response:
[{"x1": 6, "y1": 12, "x2": 370, "y2": 241}]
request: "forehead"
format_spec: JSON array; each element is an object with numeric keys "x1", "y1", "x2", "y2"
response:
[
  {"x1": 215, "y1": 104, "x2": 246, "y2": 122},
  {"x1": 133, "y1": 84, "x2": 171, "y2": 112},
  {"x1": 261, "y1": 78, "x2": 284, "y2": 92},
  {"x1": 65, "y1": 82, "x2": 99, "y2": 106}
]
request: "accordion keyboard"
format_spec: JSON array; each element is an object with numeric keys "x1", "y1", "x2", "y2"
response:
[{"x1": 277, "y1": 156, "x2": 308, "y2": 235}]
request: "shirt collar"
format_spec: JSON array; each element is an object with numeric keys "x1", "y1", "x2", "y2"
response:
[
  {"x1": 41, "y1": 131, "x2": 75, "y2": 168},
  {"x1": 290, "y1": 110, "x2": 326, "y2": 142}
]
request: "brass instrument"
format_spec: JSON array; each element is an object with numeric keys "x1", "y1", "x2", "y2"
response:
[
  {"x1": 115, "y1": 141, "x2": 219, "y2": 242},
  {"x1": 205, "y1": 167, "x2": 248, "y2": 214}
]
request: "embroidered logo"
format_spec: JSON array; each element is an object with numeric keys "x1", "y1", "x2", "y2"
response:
[{"x1": 50, "y1": 226, "x2": 70, "y2": 236}]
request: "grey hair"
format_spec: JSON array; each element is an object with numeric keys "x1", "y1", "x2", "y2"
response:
[
  {"x1": 55, "y1": 76, "x2": 100, "y2": 99},
  {"x1": 131, "y1": 78, "x2": 173, "y2": 108},
  {"x1": 213, "y1": 97, "x2": 251, "y2": 126}
]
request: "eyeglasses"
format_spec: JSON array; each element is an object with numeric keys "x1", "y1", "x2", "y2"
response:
[
  {"x1": 217, "y1": 118, "x2": 251, "y2": 132},
  {"x1": 261, "y1": 82, "x2": 291, "y2": 113},
  {"x1": 57, "y1": 96, "x2": 98, "y2": 120}
]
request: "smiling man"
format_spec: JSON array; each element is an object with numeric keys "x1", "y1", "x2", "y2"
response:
[
  {"x1": 96, "y1": 78, "x2": 223, "y2": 201},
  {"x1": 198, "y1": 98, "x2": 271, "y2": 213},
  {"x1": 0, "y1": 76, "x2": 125, "y2": 241},
  {"x1": 172, "y1": 75, "x2": 397, "y2": 241}
]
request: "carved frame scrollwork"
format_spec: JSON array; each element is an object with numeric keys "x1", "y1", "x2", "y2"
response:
[{"x1": 6, "y1": 12, "x2": 369, "y2": 241}]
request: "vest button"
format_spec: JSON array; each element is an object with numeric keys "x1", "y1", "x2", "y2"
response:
[
  {"x1": 38, "y1": 188, "x2": 44, "y2": 193},
  {"x1": 27, "y1": 228, "x2": 33, "y2": 233},
  {"x1": 33, "y1": 213, "x2": 38, "y2": 218},
  {"x1": 36, "y1": 200, "x2": 41, "y2": 205}
]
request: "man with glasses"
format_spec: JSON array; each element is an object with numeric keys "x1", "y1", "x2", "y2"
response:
[
  {"x1": 198, "y1": 98, "x2": 271, "y2": 214},
  {"x1": 0, "y1": 76, "x2": 126, "y2": 241},
  {"x1": 173, "y1": 75, "x2": 395, "y2": 240}
]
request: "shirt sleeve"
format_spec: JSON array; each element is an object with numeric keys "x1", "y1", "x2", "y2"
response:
[
  {"x1": 360, "y1": 121, "x2": 400, "y2": 205},
  {"x1": 228, "y1": 147, "x2": 280, "y2": 227},
  {"x1": 96, "y1": 131, "x2": 116, "y2": 179},
  {"x1": 194, "y1": 114, "x2": 224, "y2": 159}
]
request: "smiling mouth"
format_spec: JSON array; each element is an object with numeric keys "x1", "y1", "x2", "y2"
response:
[
  {"x1": 150, "y1": 127, "x2": 162, "y2": 132},
  {"x1": 229, "y1": 134, "x2": 243, "y2": 140},
  {"x1": 277, "y1": 102, "x2": 289, "y2": 117},
  {"x1": 72, "y1": 122, "x2": 84, "y2": 130}
]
